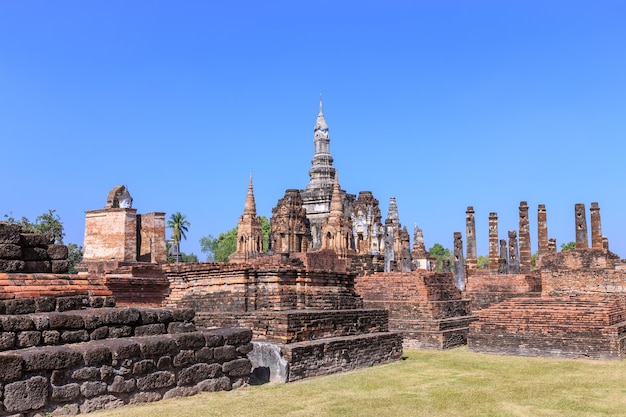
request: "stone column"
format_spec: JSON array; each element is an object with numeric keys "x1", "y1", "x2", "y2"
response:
[
  {"x1": 498, "y1": 239, "x2": 508, "y2": 274},
  {"x1": 575, "y1": 203, "x2": 588, "y2": 249},
  {"x1": 508, "y1": 230, "x2": 520, "y2": 274},
  {"x1": 488, "y1": 212, "x2": 499, "y2": 272},
  {"x1": 453, "y1": 232, "x2": 465, "y2": 290},
  {"x1": 465, "y1": 206, "x2": 477, "y2": 272},
  {"x1": 519, "y1": 201, "x2": 531, "y2": 274},
  {"x1": 590, "y1": 202, "x2": 603, "y2": 249}
]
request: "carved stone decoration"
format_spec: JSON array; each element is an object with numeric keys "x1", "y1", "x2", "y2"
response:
[
  {"x1": 270, "y1": 189, "x2": 311, "y2": 254},
  {"x1": 320, "y1": 175, "x2": 354, "y2": 259},
  {"x1": 351, "y1": 191, "x2": 383, "y2": 255},
  {"x1": 398, "y1": 226, "x2": 411, "y2": 272},
  {"x1": 230, "y1": 174, "x2": 264, "y2": 263},
  {"x1": 105, "y1": 185, "x2": 133, "y2": 209},
  {"x1": 498, "y1": 239, "x2": 508, "y2": 274},
  {"x1": 508, "y1": 230, "x2": 520, "y2": 274}
]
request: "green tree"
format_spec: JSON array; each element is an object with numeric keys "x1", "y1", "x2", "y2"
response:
[
  {"x1": 200, "y1": 215, "x2": 271, "y2": 262},
  {"x1": 429, "y1": 243, "x2": 453, "y2": 272},
  {"x1": 200, "y1": 227, "x2": 238, "y2": 262},
  {"x1": 167, "y1": 212, "x2": 191, "y2": 262},
  {"x1": 477, "y1": 255, "x2": 489, "y2": 269},
  {"x1": 34, "y1": 209, "x2": 65, "y2": 243},
  {"x1": 561, "y1": 241, "x2": 576, "y2": 252},
  {"x1": 67, "y1": 243, "x2": 83, "y2": 274}
]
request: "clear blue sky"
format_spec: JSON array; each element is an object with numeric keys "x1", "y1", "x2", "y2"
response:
[{"x1": 2, "y1": 1, "x2": 625, "y2": 260}]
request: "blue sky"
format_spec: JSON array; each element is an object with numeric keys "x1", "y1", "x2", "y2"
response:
[{"x1": 2, "y1": 1, "x2": 625, "y2": 260}]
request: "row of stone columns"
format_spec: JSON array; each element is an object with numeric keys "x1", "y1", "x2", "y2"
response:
[{"x1": 464, "y1": 201, "x2": 607, "y2": 275}]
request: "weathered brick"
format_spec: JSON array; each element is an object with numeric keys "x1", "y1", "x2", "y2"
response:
[{"x1": 4, "y1": 376, "x2": 47, "y2": 413}]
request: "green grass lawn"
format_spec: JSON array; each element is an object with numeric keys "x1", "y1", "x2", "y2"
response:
[{"x1": 93, "y1": 347, "x2": 626, "y2": 417}]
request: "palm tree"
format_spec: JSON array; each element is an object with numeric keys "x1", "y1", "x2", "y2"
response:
[{"x1": 167, "y1": 212, "x2": 190, "y2": 262}]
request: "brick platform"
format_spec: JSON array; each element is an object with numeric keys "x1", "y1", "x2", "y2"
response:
[
  {"x1": 355, "y1": 271, "x2": 476, "y2": 349},
  {"x1": 468, "y1": 296, "x2": 626, "y2": 359},
  {"x1": 464, "y1": 272, "x2": 542, "y2": 312}
]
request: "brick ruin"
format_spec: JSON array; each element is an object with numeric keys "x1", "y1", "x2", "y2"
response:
[
  {"x1": 466, "y1": 202, "x2": 626, "y2": 359},
  {"x1": 161, "y1": 263, "x2": 402, "y2": 382},
  {"x1": 0, "y1": 223, "x2": 70, "y2": 274},
  {"x1": 0, "y1": 225, "x2": 252, "y2": 415}
]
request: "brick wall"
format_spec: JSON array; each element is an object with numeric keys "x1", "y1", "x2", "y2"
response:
[{"x1": 464, "y1": 271, "x2": 542, "y2": 311}]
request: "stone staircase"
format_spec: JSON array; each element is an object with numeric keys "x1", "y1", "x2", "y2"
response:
[{"x1": 0, "y1": 294, "x2": 252, "y2": 416}]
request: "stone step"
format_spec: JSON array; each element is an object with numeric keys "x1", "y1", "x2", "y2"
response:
[
  {"x1": 0, "y1": 306, "x2": 196, "y2": 352},
  {"x1": 0, "y1": 328, "x2": 253, "y2": 415}
]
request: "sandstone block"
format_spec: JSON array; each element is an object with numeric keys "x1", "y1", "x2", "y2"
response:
[
  {"x1": 24, "y1": 260, "x2": 51, "y2": 273},
  {"x1": 136, "y1": 371, "x2": 175, "y2": 390},
  {"x1": 90, "y1": 326, "x2": 109, "y2": 340},
  {"x1": 56, "y1": 296, "x2": 88, "y2": 312},
  {"x1": 101, "y1": 339, "x2": 141, "y2": 361},
  {"x1": 22, "y1": 247, "x2": 50, "y2": 261},
  {"x1": 48, "y1": 312, "x2": 84, "y2": 329},
  {"x1": 43, "y1": 330, "x2": 60, "y2": 345},
  {"x1": 0, "y1": 224, "x2": 22, "y2": 244},
  {"x1": 171, "y1": 308, "x2": 195, "y2": 322},
  {"x1": 4, "y1": 376, "x2": 48, "y2": 413},
  {"x1": 22, "y1": 345, "x2": 83, "y2": 371},
  {"x1": 178, "y1": 363, "x2": 222, "y2": 386},
  {"x1": 106, "y1": 307, "x2": 141, "y2": 325},
  {"x1": 167, "y1": 321, "x2": 196, "y2": 334},
  {"x1": 196, "y1": 376, "x2": 232, "y2": 392},
  {"x1": 82, "y1": 311, "x2": 106, "y2": 329},
  {"x1": 222, "y1": 358, "x2": 252, "y2": 377},
  {"x1": 204, "y1": 333, "x2": 224, "y2": 347},
  {"x1": 109, "y1": 325, "x2": 132, "y2": 338},
  {"x1": 172, "y1": 350, "x2": 195, "y2": 367},
  {"x1": 81, "y1": 380, "x2": 107, "y2": 398},
  {"x1": 51, "y1": 383, "x2": 80, "y2": 402},
  {"x1": 138, "y1": 336, "x2": 178, "y2": 358},
  {"x1": 32, "y1": 313, "x2": 51, "y2": 330},
  {"x1": 1, "y1": 315, "x2": 35, "y2": 331},
  {"x1": 0, "y1": 259, "x2": 25, "y2": 272},
  {"x1": 108, "y1": 375, "x2": 136, "y2": 393},
  {"x1": 213, "y1": 328, "x2": 253, "y2": 345},
  {"x1": 132, "y1": 359, "x2": 156, "y2": 375},
  {"x1": 35, "y1": 296, "x2": 57, "y2": 312},
  {"x1": 50, "y1": 369, "x2": 68, "y2": 385},
  {"x1": 171, "y1": 332, "x2": 205, "y2": 349},
  {"x1": 5, "y1": 298, "x2": 36, "y2": 315},
  {"x1": 79, "y1": 394, "x2": 124, "y2": 414},
  {"x1": 213, "y1": 345, "x2": 237, "y2": 362},
  {"x1": 18, "y1": 330, "x2": 41, "y2": 348},
  {"x1": 157, "y1": 355, "x2": 173, "y2": 370},
  {"x1": 47, "y1": 244, "x2": 69, "y2": 260},
  {"x1": 51, "y1": 259, "x2": 70, "y2": 274},
  {"x1": 20, "y1": 232, "x2": 54, "y2": 247},
  {"x1": 60, "y1": 329, "x2": 89, "y2": 343},
  {"x1": 0, "y1": 353, "x2": 23, "y2": 382},
  {"x1": 195, "y1": 347, "x2": 214, "y2": 362},
  {"x1": 80, "y1": 343, "x2": 112, "y2": 366},
  {"x1": 0, "y1": 243, "x2": 21, "y2": 259},
  {"x1": 163, "y1": 385, "x2": 198, "y2": 399},
  {"x1": 134, "y1": 323, "x2": 166, "y2": 336},
  {"x1": 129, "y1": 391, "x2": 162, "y2": 404}
]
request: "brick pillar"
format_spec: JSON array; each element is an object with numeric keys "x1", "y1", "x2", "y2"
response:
[
  {"x1": 537, "y1": 204, "x2": 548, "y2": 256},
  {"x1": 498, "y1": 239, "x2": 508, "y2": 274},
  {"x1": 602, "y1": 237, "x2": 609, "y2": 250},
  {"x1": 453, "y1": 232, "x2": 465, "y2": 290},
  {"x1": 508, "y1": 230, "x2": 520, "y2": 274},
  {"x1": 518, "y1": 201, "x2": 531, "y2": 274},
  {"x1": 548, "y1": 238, "x2": 557, "y2": 253},
  {"x1": 488, "y1": 212, "x2": 499, "y2": 272},
  {"x1": 575, "y1": 203, "x2": 588, "y2": 249},
  {"x1": 465, "y1": 206, "x2": 477, "y2": 272},
  {"x1": 590, "y1": 202, "x2": 603, "y2": 249}
]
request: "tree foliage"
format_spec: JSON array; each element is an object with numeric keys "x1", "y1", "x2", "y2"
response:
[
  {"x1": 428, "y1": 243, "x2": 453, "y2": 272},
  {"x1": 561, "y1": 241, "x2": 576, "y2": 252},
  {"x1": 200, "y1": 216, "x2": 270, "y2": 262},
  {"x1": 477, "y1": 255, "x2": 489, "y2": 269},
  {"x1": 67, "y1": 243, "x2": 84, "y2": 274},
  {"x1": 4, "y1": 209, "x2": 64, "y2": 243},
  {"x1": 167, "y1": 212, "x2": 191, "y2": 262}
]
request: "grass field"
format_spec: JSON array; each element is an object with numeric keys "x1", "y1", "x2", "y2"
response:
[{"x1": 93, "y1": 347, "x2": 626, "y2": 417}]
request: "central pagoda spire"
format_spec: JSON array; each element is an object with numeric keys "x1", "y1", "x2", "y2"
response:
[{"x1": 306, "y1": 95, "x2": 336, "y2": 190}]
